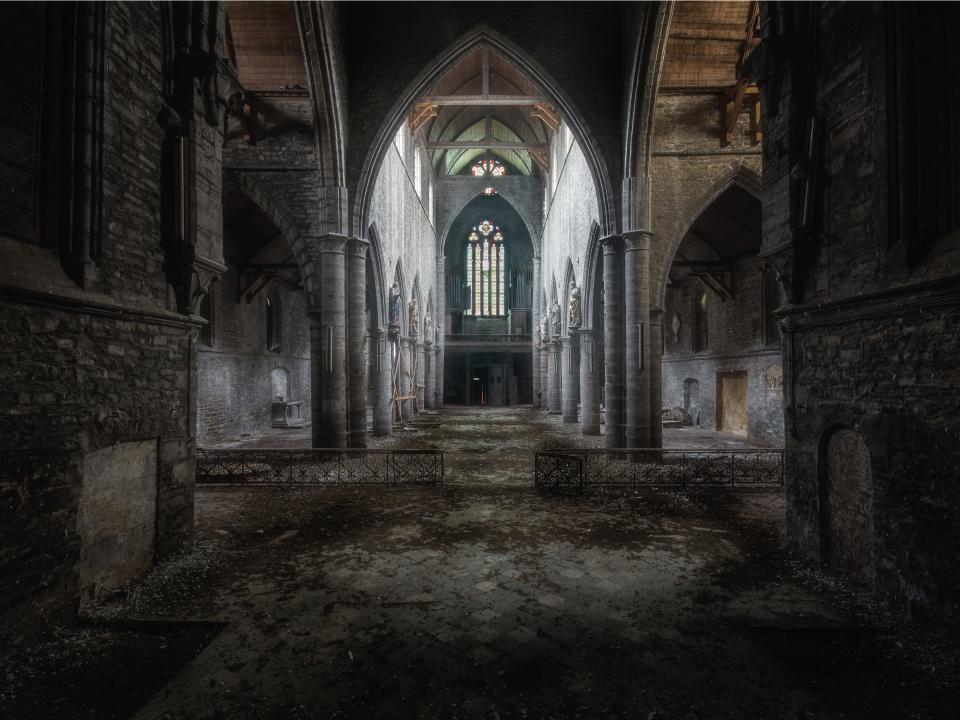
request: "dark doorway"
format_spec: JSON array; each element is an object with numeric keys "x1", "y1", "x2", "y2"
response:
[{"x1": 472, "y1": 367, "x2": 489, "y2": 405}]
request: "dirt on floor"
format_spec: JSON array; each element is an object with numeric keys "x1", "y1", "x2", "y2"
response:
[{"x1": 3, "y1": 407, "x2": 958, "y2": 719}]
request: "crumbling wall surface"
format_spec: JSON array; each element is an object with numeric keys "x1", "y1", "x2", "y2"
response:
[
  {"x1": 662, "y1": 259, "x2": 783, "y2": 444},
  {"x1": 763, "y1": 3, "x2": 960, "y2": 621},
  {"x1": 196, "y1": 270, "x2": 310, "y2": 445},
  {"x1": 0, "y1": 3, "x2": 196, "y2": 644}
]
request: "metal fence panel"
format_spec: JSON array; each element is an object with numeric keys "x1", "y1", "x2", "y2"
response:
[
  {"x1": 196, "y1": 449, "x2": 443, "y2": 486},
  {"x1": 534, "y1": 449, "x2": 783, "y2": 494}
]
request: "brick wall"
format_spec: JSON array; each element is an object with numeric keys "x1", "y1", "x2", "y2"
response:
[
  {"x1": 762, "y1": 2, "x2": 960, "y2": 621},
  {"x1": 196, "y1": 268, "x2": 310, "y2": 445},
  {"x1": 648, "y1": 93, "x2": 762, "y2": 307},
  {"x1": 540, "y1": 137, "x2": 600, "y2": 316},
  {"x1": 663, "y1": 256, "x2": 784, "y2": 444},
  {"x1": 0, "y1": 2, "x2": 205, "y2": 643},
  {"x1": 367, "y1": 132, "x2": 438, "y2": 317}
]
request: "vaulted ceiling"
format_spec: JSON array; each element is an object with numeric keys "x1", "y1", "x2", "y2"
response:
[{"x1": 412, "y1": 46, "x2": 558, "y2": 178}]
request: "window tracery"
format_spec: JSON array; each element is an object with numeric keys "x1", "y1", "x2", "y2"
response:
[{"x1": 465, "y1": 219, "x2": 506, "y2": 316}]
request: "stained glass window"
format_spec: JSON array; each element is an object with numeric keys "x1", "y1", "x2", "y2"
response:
[
  {"x1": 470, "y1": 159, "x2": 507, "y2": 177},
  {"x1": 464, "y1": 219, "x2": 506, "y2": 316},
  {"x1": 482, "y1": 187, "x2": 497, "y2": 195}
]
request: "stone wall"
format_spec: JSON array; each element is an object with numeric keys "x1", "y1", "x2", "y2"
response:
[
  {"x1": 762, "y1": 3, "x2": 960, "y2": 621},
  {"x1": 648, "y1": 93, "x2": 762, "y2": 307},
  {"x1": 196, "y1": 268, "x2": 310, "y2": 445},
  {"x1": 436, "y1": 176, "x2": 544, "y2": 247},
  {"x1": 367, "y1": 127, "x2": 438, "y2": 319},
  {"x1": 0, "y1": 250, "x2": 196, "y2": 643},
  {"x1": 663, "y1": 256, "x2": 784, "y2": 444},
  {"x1": 0, "y1": 2, "x2": 212, "y2": 643},
  {"x1": 540, "y1": 135, "x2": 600, "y2": 318}
]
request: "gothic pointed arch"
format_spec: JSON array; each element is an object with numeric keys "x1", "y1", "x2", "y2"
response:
[{"x1": 352, "y1": 24, "x2": 618, "y2": 238}]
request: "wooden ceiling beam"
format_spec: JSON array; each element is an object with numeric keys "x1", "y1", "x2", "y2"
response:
[
  {"x1": 528, "y1": 146, "x2": 550, "y2": 173},
  {"x1": 410, "y1": 102, "x2": 438, "y2": 135},
  {"x1": 421, "y1": 94, "x2": 550, "y2": 107},
  {"x1": 425, "y1": 140, "x2": 547, "y2": 151},
  {"x1": 531, "y1": 104, "x2": 560, "y2": 133}
]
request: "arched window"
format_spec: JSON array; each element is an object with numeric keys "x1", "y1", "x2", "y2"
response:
[
  {"x1": 693, "y1": 289, "x2": 708, "y2": 352},
  {"x1": 470, "y1": 159, "x2": 506, "y2": 177},
  {"x1": 266, "y1": 293, "x2": 282, "y2": 352},
  {"x1": 465, "y1": 219, "x2": 506, "y2": 316}
]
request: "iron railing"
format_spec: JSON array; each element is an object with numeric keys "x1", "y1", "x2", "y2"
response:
[
  {"x1": 196, "y1": 448, "x2": 444, "y2": 486},
  {"x1": 534, "y1": 448, "x2": 783, "y2": 495}
]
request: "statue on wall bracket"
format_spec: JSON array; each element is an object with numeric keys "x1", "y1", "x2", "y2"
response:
[{"x1": 567, "y1": 280, "x2": 581, "y2": 332}]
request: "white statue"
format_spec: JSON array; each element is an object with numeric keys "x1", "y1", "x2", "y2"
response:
[
  {"x1": 408, "y1": 298, "x2": 419, "y2": 337},
  {"x1": 568, "y1": 280, "x2": 581, "y2": 329},
  {"x1": 389, "y1": 282, "x2": 402, "y2": 326}
]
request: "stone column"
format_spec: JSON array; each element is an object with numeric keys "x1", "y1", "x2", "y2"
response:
[
  {"x1": 416, "y1": 340, "x2": 426, "y2": 412},
  {"x1": 346, "y1": 238, "x2": 368, "y2": 447},
  {"x1": 532, "y1": 254, "x2": 541, "y2": 408},
  {"x1": 624, "y1": 230, "x2": 652, "y2": 448},
  {"x1": 310, "y1": 234, "x2": 347, "y2": 448},
  {"x1": 548, "y1": 340, "x2": 562, "y2": 415},
  {"x1": 602, "y1": 235, "x2": 625, "y2": 448},
  {"x1": 372, "y1": 328, "x2": 392, "y2": 436},
  {"x1": 433, "y1": 347, "x2": 441, "y2": 408},
  {"x1": 436, "y1": 256, "x2": 445, "y2": 409},
  {"x1": 539, "y1": 345, "x2": 549, "y2": 411},
  {"x1": 561, "y1": 334, "x2": 580, "y2": 423},
  {"x1": 580, "y1": 328, "x2": 601, "y2": 434},
  {"x1": 399, "y1": 337, "x2": 413, "y2": 421},
  {"x1": 425, "y1": 338, "x2": 435, "y2": 409},
  {"x1": 650, "y1": 306, "x2": 664, "y2": 449}
]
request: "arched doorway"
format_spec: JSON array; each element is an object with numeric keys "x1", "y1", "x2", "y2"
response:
[{"x1": 660, "y1": 180, "x2": 782, "y2": 443}]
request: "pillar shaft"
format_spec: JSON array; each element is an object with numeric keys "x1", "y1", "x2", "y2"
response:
[
  {"x1": 540, "y1": 346, "x2": 549, "y2": 411},
  {"x1": 400, "y1": 338, "x2": 414, "y2": 421},
  {"x1": 346, "y1": 238, "x2": 368, "y2": 447},
  {"x1": 425, "y1": 341, "x2": 435, "y2": 409},
  {"x1": 435, "y1": 256, "x2": 445, "y2": 409},
  {"x1": 650, "y1": 306, "x2": 664, "y2": 449},
  {"x1": 602, "y1": 235, "x2": 625, "y2": 447},
  {"x1": 532, "y1": 255, "x2": 541, "y2": 408},
  {"x1": 311, "y1": 234, "x2": 347, "y2": 448},
  {"x1": 561, "y1": 335, "x2": 580, "y2": 423},
  {"x1": 372, "y1": 328, "x2": 392, "y2": 436},
  {"x1": 416, "y1": 341, "x2": 426, "y2": 411},
  {"x1": 624, "y1": 230, "x2": 652, "y2": 448},
  {"x1": 548, "y1": 340, "x2": 562, "y2": 415},
  {"x1": 580, "y1": 328, "x2": 601, "y2": 434}
]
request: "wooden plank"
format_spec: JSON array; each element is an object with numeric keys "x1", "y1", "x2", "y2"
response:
[{"x1": 425, "y1": 140, "x2": 546, "y2": 151}]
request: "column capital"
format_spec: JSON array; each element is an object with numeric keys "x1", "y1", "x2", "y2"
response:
[
  {"x1": 346, "y1": 236, "x2": 370, "y2": 258},
  {"x1": 311, "y1": 232, "x2": 348, "y2": 254},
  {"x1": 600, "y1": 233, "x2": 623, "y2": 251},
  {"x1": 623, "y1": 229, "x2": 653, "y2": 251}
]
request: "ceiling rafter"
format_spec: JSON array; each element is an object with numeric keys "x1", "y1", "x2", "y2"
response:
[{"x1": 421, "y1": 94, "x2": 550, "y2": 107}]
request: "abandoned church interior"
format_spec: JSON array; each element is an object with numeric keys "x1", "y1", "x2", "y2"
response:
[{"x1": 2, "y1": 1, "x2": 959, "y2": 717}]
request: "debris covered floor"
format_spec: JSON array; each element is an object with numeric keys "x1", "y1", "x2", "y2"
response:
[{"x1": 5, "y1": 408, "x2": 959, "y2": 719}]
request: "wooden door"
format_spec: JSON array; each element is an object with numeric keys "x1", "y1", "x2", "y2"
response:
[{"x1": 717, "y1": 371, "x2": 748, "y2": 435}]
